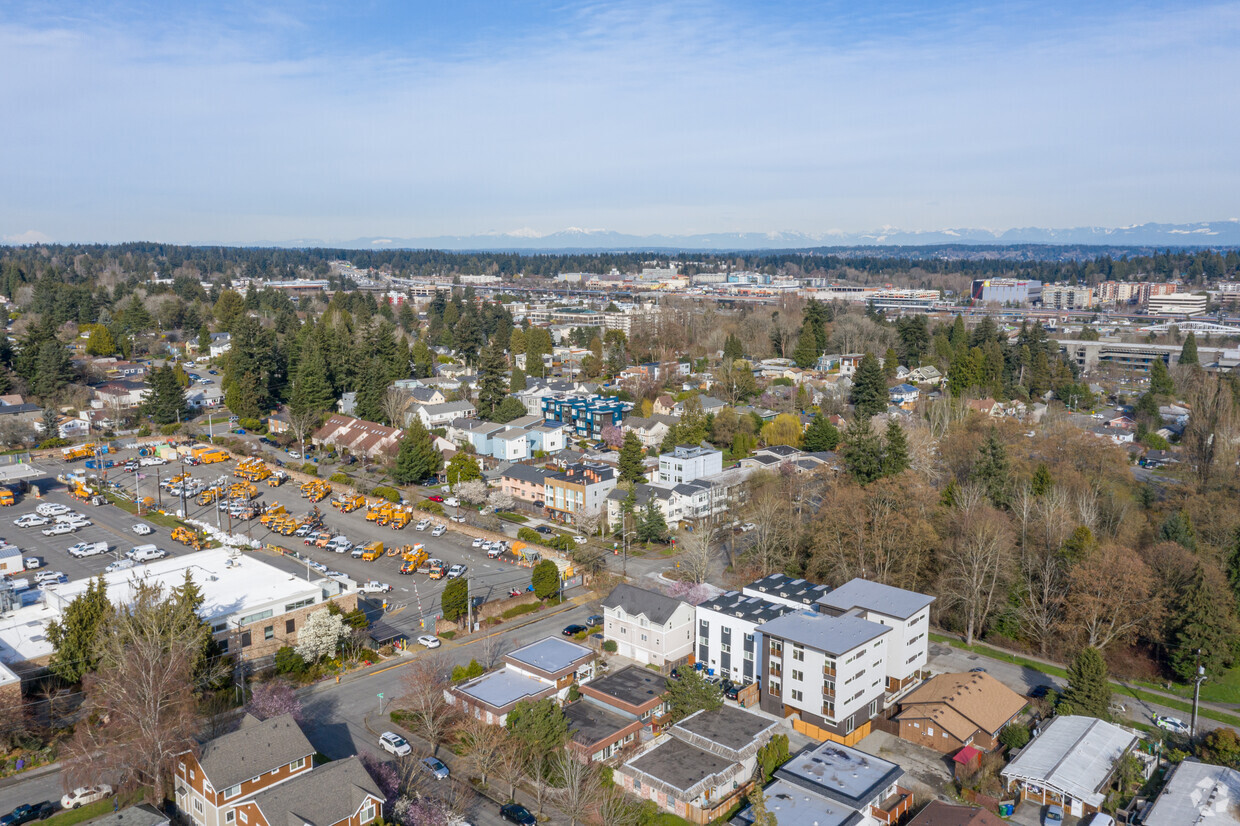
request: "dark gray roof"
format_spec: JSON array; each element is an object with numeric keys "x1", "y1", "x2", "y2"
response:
[
  {"x1": 197, "y1": 714, "x2": 314, "y2": 790},
  {"x1": 744, "y1": 574, "x2": 831, "y2": 607},
  {"x1": 602, "y1": 583, "x2": 686, "y2": 625},
  {"x1": 626, "y1": 736, "x2": 736, "y2": 797},
  {"x1": 77, "y1": 803, "x2": 169, "y2": 826},
  {"x1": 585, "y1": 665, "x2": 668, "y2": 707},
  {"x1": 672, "y1": 705, "x2": 779, "y2": 756},
  {"x1": 501, "y1": 463, "x2": 553, "y2": 485},
  {"x1": 757, "y1": 611, "x2": 889, "y2": 656},
  {"x1": 251, "y1": 754, "x2": 383, "y2": 826},
  {"x1": 607, "y1": 483, "x2": 672, "y2": 503},
  {"x1": 815, "y1": 578, "x2": 935, "y2": 620},
  {"x1": 698, "y1": 591, "x2": 794, "y2": 624},
  {"x1": 566, "y1": 701, "x2": 639, "y2": 747}
]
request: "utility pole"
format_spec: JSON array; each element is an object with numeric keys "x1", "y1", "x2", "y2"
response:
[
  {"x1": 1191, "y1": 648, "x2": 1206, "y2": 737},
  {"x1": 155, "y1": 468, "x2": 161, "y2": 510},
  {"x1": 466, "y1": 578, "x2": 472, "y2": 633}
]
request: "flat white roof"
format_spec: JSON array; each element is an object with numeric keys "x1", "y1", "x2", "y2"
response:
[
  {"x1": 1002, "y1": 715, "x2": 1138, "y2": 808},
  {"x1": 0, "y1": 661, "x2": 18, "y2": 688},
  {"x1": 45, "y1": 549, "x2": 326, "y2": 626}
]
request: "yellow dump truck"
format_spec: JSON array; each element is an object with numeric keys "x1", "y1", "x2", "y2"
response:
[
  {"x1": 359, "y1": 540, "x2": 384, "y2": 562},
  {"x1": 61, "y1": 443, "x2": 98, "y2": 462}
]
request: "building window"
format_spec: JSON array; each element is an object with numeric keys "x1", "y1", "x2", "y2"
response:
[
  {"x1": 239, "y1": 812, "x2": 248, "y2": 824},
  {"x1": 224, "y1": 784, "x2": 241, "y2": 799},
  {"x1": 844, "y1": 715, "x2": 855, "y2": 734},
  {"x1": 290, "y1": 757, "x2": 305, "y2": 771},
  {"x1": 226, "y1": 812, "x2": 235, "y2": 824},
  {"x1": 869, "y1": 699, "x2": 878, "y2": 717},
  {"x1": 238, "y1": 609, "x2": 274, "y2": 626},
  {"x1": 264, "y1": 625, "x2": 274, "y2": 640},
  {"x1": 286, "y1": 619, "x2": 295, "y2": 634},
  {"x1": 791, "y1": 689, "x2": 803, "y2": 702},
  {"x1": 363, "y1": 801, "x2": 376, "y2": 822},
  {"x1": 791, "y1": 646, "x2": 804, "y2": 661},
  {"x1": 641, "y1": 634, "x2": 647, "y2": 642},
  {"x1": 721, "y1": 643, "x2": 731, "y2": 654},
  {"x1": 240, "y1": 631, "x2": 252, "y2": 648},
  {"x1": 193, "y1": 799, "x2": 204, "y2": 815},
  {"x1": 768, "y1": 680, "x2": 781, "y2": 696}
]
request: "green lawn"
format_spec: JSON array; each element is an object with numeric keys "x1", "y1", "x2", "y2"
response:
[
  {"x1": 43, "y1": 791, "x2": 144, "y2": 825},
  {"x1": 930, "y1": 633, "x2": 1240, "y2": 728},
  {"x1": 1128, "y1": 665, "x2": 1240, "y2": 706}
]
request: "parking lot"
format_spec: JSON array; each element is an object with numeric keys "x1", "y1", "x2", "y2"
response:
[{"x1": 29, "y1": 448, "x2": 562, "y2": 634}]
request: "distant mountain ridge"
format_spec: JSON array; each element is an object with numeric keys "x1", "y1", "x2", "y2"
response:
[{"x1": 257, "y1": 221, "x2": 1240, "y2": 251}]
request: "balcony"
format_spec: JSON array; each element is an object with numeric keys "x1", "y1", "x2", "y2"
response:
[
  {"x1": 871, "y1": 786, "x2": 912, "y2": 824},
  {"x1": 822, "y1": 685, "x2": 835, "y2": 699},
  {"x1": 823, "y1": 665, "x2": 836, "y2": 678},
  {"x1": 769, "y1": 665, "x2": 782, "y2": 678}
]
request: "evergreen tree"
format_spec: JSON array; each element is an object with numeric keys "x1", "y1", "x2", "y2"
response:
[
  {"x1": 637, "y1": 498, "x2": 668, "y2": 543},
  {"x1": 882, "y1": 347, "x2": 899, "y2": 381},
  {"x1": 723, "y1": 333, "x2": 745, "y2": 363},
  {"x1": 493, "y1": 396, "x2": 527, "y2": 423},
  {"x1": 1160, "y1": 510, "x2": 1197, "y2": 550},
  {"x1": 882, "y1": 419, "x2": 910, "y2": 476},
  {"x1": 842, "y1": 416, "x2": 884, "y2": 484},
  {"x1": 849, "y1": 352, "x2": 887, "y2": 418},
  {"x1": 1061, "y1": 647, "x2": 1111, "y2": 718},
  {"x1": 792, "y1": 322, "x2": 818, "y2": 369},
  {"x1": 45, "y1": 577, "x2": 111, "y2": 683},
  {"x1": 289, "y1": 338, "x2": 334, "y2": 415},
  {"x1": 1031, "y1": 463, "x2": 1053, "y2": 496},
  {"x1": 970, "y1": 429, "x2": 1010, "y2": 507},
  {"x1": 143, "y1": 364, "x2": 188, "y2": 424},
  {"x1": 1167, "y1": 564, "x2": 1238, "y2": 681},
  {"x1": 392, "y1": 420, "x2": 442, "y2": 484},
  {"x1": 85, "y1": 325, "x2": 115, "y2": 356},
  {"x1": 510, "y1": 365, "x2": 526, "y2": 392},
  {"x1": 441, "y1": 578, "x2": 468, "y2": 621},
  {"x1": 197, "y1": 325, "x2": 212, "y2": 357},
  {"x1": 1180, "y1": 331, "x2": 1200, "y2": 366},
  {"x1": 352, "y1": 359, "x2": 387, "y2": 423},
  {"x1": 1149, "y1": 358, "x2": 1175, "y2": 396},
  {"x1": 665, "y1": 667, "x2": 723, "y2": 722},
  {"x1": 531, "y1": 559, "x2": 560, "y2": 600},
  {"x1": 411, "y1": 340, "x2": 435, "y2": 379},
  {"x1": 32, "y1": 338, "x2": 75, "y2": 399},
  {"x1": 475, "y1": 339, "x2": 509, "y2": 418},
  {"x1": 618, "y1": 431, "x2": 645, "y2": 483},
  {"x1": 803, "y1": 414, "x2": 841, "y2": 452},
  {"x1": 506, "y1": 698, "x2": 569, "y2": 764}
]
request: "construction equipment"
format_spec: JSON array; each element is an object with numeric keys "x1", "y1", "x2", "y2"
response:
[
  {"x1": 332, "y1": 493, "x2": 365, "y2": 513},
  {"x1": 267, "y1": 470, "x2": 289, "y2": 487},
  {"x1": 401, "y1": 545, "x2": 428, "y2": 567},
  {"x1": 61, "y1": 443, "x2": 98, "y2": 462},
  {"x1": 171, "y1": 526, "x2": 204, "y2": 550},
  {"x1": 197, "y1": 487, "x2": 220, "y2": 506},
  {"x1": 428, "y1": 559, "x2": 447, "y2": 580},
  {"x1": 163, "y1": 472, "x2": 191, "y2": 489},
  {"x1": 198, "y1": 448, "x2": 230, "y2": 464},
  {"x1": 228, "y1": 481, "x2": 257, "y2": 500},
  {"x1": 301, "y1": 480, "x2": 331, "y2": 503},
  {"x1": 234, "y1": 457, "x2": 271, "y2": 482},
  {"x1": 0, "y1": 489, "x2": 16, "y2": 506},
  {"x1": 359, "y1": 540, "x2": 383, "y2": 562},
  {"x1": 365, "y1": 502, "x2": 390, "y2": 522},
  {"x1": 389, "y1": 510, "x2": 411, "y2": 530},
  {"x1": 259, "y1": 503, "x2": 287, "y2": 526}
]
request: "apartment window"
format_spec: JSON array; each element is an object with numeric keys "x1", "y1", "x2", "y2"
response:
[
  {"x1": 640, "y1": 634, "x2": 648, "y2": 642},
  {"x1": 363, "y1": 801, "x2": 376, "y2": 822},
  {"x1": 791, "y1": 689, "x2": 803, "y2": 702},
  {"x1": 284, "y1": 597, "x2": 315, "y2": 611},
  {"x1": 240, "y1": 631, "x2": 252, "y2": 648},
  {"x1": 791, "y1": 646, "x2": 804, "y2": 661},
  {"x1": 224, "y1": 784, "x2": 241, "y2": 799},
  {"x1": 193, "y1": 799, "x2": 204, "y2": 815},
  {"x1": 791, "y1": 669, "x2": 803, "y2": 681},
  {"x1": 219, "y1": 639, "x2": 228, "y2": 653},
  {"x1": 699, "y1": 636, "x2": 709, "y2": 647},
  {"x1": 869, "y1": 699, "x2": 878, "y2": 717},
  {"x1": 290, "y1": 757, "x2": 305, "y2": 771},
  {"x1": 239, "y1": 812, "x2": 248, "y2": 825},
  {"x1": 226, "y1": 812, "x2": 235, "y2": 824},
  {"x1": 768, "y1": 680, "x2": 781, "y2": 696},
  {"x1": 721, "y1": 643, "x2": 731, "y2": 654},
  {"x1": 264, "y1": 625, "x2": 274, "y2": 641},
  {"x1": 238, "y1": 609, "x2": 274, "y2": 626},
  {"x1": 178, "y1": 761, "x2": 186, "y2": 774},
  {"x1": 286, "y1": 619, "x2": 295, "y2": 634},
  {"x1": 844, "y1": 715, "x2": 855, "y2": 735},
  {"x1": 190, "y1": 769, "x2": 195, "y2": 780},
  {"x1": 744, "y1": 650, "x2": 754, "y2": 661}
]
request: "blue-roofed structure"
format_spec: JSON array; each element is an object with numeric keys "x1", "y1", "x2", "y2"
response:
[
  {"x1": 542, "y1": 393, "x2": 632, "y2": 439},
  {"x1": 447, "y1": 634, "x2": 596, "y2": 726}
]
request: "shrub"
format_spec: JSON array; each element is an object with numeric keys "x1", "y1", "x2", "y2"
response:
[
  {"x1": 517, "y1": 527, "x2": 542, "y2": 544},
  {"x1": 275, "y1": 646, "x2": 306, "y2": 675},
  {"x1": 566, "y1": 683, "x2": 580, "y2": 702},
  {"x1": 238, "y1": 417, "x2": 262, "y2": 431},
  {"x1": 417, "y1": 499, "x2": 445, "y2": 515},
  {"x1": 602, "y1": 640, "x2": 618, "y2": 653},
  {"x1": 372, "y1": 485, "x2": 402, "y2": 503},
  {"x1": 450, "y1": 659, "x2": 485, "y2": 682},
  {"x1": 37, "y1": 437, "x2": 70, "y2": 449},
  {"x1": 300, "y1": 463, "x2": 318, "y2": 476},
  {"x1": 501, "y1": 602, "x2": 540, "y2": 619},
  {"x1": 998, "y1": 723, "x2": 1031, "y2": 751},
  {"x1": 547, "y1": 534, "x2": 577, "y2": 552},
  {"x1": 159, "y1": 423, "x2": 180, "y2": 435},
  {"x1": 329, "y1": 472, "x2": 350, "y2": 485},
  {"x1": 136, "y1": 425, "x2": 151, "y2": 437},
  {"x1": 497, "y1": 511, "x2": 527, "y2": 522}
]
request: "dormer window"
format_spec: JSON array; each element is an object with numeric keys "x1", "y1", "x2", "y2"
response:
[{"x1": 224, "y1": 784, "x2": 241, "y2": 799}]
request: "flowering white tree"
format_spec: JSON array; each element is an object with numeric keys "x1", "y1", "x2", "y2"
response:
[
  {"x1": 487, "y1": 489, "x2": 514, "y2": 512},
  {"x1": 295, "y1": 608, "x2": 347, "y2": 662},
  {"x1": 457, "y1": 480, "x2": 489, "y2": 505}
]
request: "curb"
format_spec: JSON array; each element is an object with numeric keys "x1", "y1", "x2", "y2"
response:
[{"x1": 0, "y1": 760, "x2": 62, "y2": 791}]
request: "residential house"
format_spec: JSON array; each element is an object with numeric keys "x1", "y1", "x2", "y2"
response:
[
  {"x1": 542, "y1": 393, "x2": 632, "y2": 440},
  {"x1": 908, "y1": 366, "x2": 943, "y2": 385},
  {"x1": 239, "y1": 755, "x2": 385, "y2": 826},
  {"x1": 653, "y1": 394, "x2": 681, "y2": 417},
  {"x1": 186, "y1": 384, "x2": 224, "y2": 410},
  {"x1": 657, "y1": 445, "x2": 722, "y2": 486},
  {"x1": 499, "y1": 463, "x2": 553, "y2": 504},
  {"x1": 622, "y1": 414, "x2": 677, "y2": 449},
  {"x1": 902, "y1": 800, "x2": 1002, "y2": 826},
  {"x1": 106, "y1": 360, "x2": 148, "y2": 379},
  {"x1": 91, "y1": 380, "x2": 148, "y2": 410},
  {"x1": 815, "y1": 578, "x2": 934, "y2": 702},
  {"x1": 889, "y1": 383, "x2": 919, "y2": 408},
  {"x1": 1144, "y1": 759, "x2": 1240, "y2": 826},
  {"x1": 601, "y1": 583, "x2": 695, "y2": 666},
  {"x1": 567, "y1": 666, "x2": 670, "y2": 763},
  {"x1": 615, "y1": 705, "x2": 779, "y2": 824},
  {"x1": 415, "y1": 401, "x2": 477, "y2": 429},
  {"x1": 312, "y1": 415, "x2": 404, "y2": 462},
  {"x1": 446, "y1": 636, "x2": 595, "y2": 725},
  {"x1": 966, "y1": 398, "x2": 1005, "y2": 418},
  {"x1": 894, "y1": 672, "x2": 1027, "y2": 753},
  {"x1": 735, "y1": 740, "x2": 911, "y2": 826},
  {"x1": 1001, "y1": 715, "x2": 1140, "y2": 818},
  {"x1": 544, "y1": 462, "x2": 617, "y2": 525},
  {"x1": 208, "y1": 332, "x2": 232, "y2": 358}
]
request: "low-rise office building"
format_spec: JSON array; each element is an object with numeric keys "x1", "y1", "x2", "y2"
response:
[
  {"x1": 446, "y1": 636, "x2": 595, "y2": 725},
  {"x1": 567, "y1": 666, "x2": 670, "y2": 763}
]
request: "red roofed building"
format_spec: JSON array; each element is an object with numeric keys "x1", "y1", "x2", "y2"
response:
[{"x1": 312, "y1": 414, "x2": 403, "y2": 461}]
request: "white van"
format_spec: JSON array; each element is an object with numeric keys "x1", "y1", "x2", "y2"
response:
[{"x1": 130, "y1": 546, "x2": 168, "y2": 562}]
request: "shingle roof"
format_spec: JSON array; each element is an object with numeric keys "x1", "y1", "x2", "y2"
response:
[
  {"x1": 896, "y1": 672, "x2": 1027, "y2": 741},
  {"x1": 501, "y1": 463, "x2": 553, "y2": 485},
  {"x1": 251, "y1": 754, "x2": 383, "y2": 826},
  {"x1": 197, "y1": 714, "x2": 314, "y2": 790},
  {"x1": 602, "y1": 583, "x2": 686, "y2": 625}
]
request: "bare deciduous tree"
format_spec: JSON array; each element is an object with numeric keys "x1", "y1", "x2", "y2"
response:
[
  {"x1": 396, "y1": 656, "x2": 459, "y2": 755},
  {"x1": 457, "y1": 715, "x2": 507, "y2": 789},
  {"x1": 742, "y1": 474, "x2": 796, "y2": 576},
  {"x1": 551, "y1": 751, "x2": 603, "y2": 826},
  {"x1": 599, "y1": 785, "x2": 643, "y2": 826},
  {"x1": 938, "y1": 489, "x2": 1014, "y2": 645},
  {"x1": 381, "y1": 387, "x2": 412, "y2": 428},
  {"x1": 1065, "y1": 544, "x2": 1156, "y2": 649},
  {"x1": 1183, "y1": 373, "x2": 1238, "y2": 490},
  {"x1": 287, "y1": 407, "x2": 322, "y2": 461},
  {"x1": 494, "y1": 738, "x2": 525, "y2": 801},
  {"x1": 681, "y1": 521, "x2": 719, "y2": 584}
]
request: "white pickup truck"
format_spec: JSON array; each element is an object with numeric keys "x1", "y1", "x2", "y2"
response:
[
  {"x1": 358, "y1": 580, "x2": 392, "y2": 594},
  {"x1": 67, "y1": 541, "x2": 109, "y2": 558}
]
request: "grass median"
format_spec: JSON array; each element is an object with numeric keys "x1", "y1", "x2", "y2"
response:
[{"x1": 930, "y1": 633, "x2": 1240, "y2": 729}]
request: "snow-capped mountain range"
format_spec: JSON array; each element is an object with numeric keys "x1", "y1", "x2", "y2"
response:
[{"x1": 261, "y1": 221, "x2": 1240, "y2": 251}]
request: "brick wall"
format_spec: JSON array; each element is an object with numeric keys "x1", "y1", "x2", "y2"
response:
[{"x1": 222, "y1": 592, "x2": 359, "y2": 662}]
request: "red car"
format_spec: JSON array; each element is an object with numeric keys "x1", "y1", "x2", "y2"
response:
[{"x1": 428, "y1": 495, "x2": 444, "y2": 503}]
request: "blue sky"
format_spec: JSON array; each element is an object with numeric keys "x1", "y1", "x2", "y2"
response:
[{"x1": 1, "y1": 1, "x2": 1238, "y2": 244}]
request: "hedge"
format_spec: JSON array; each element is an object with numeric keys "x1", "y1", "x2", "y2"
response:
[
  {"x1": 300, "y1": 463, "x2": 318, "y2": 476},
  {"x1": 496, "y1": 511, "x2": 527, "y2": 522},
  {"x1": 329, "y1": 472, "x2": 350, "y2": 485},
  {"x1": 372, "y1": 485, "x2": 402, "y2": 503},
  {"x1": 517, "y1": 527, "x2": 542, "y2": 544},
  {"x1": 417, "y1": 500, "x2": 445, "y2": 515}
]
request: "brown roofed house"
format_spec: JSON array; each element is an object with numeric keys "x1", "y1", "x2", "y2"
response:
[
  {"x1": 895, "y1": 672, "x2": 1027, "y2": 753},
  {"x1": 908, "y1": 801, "x2": 1008, "y2": 826}
]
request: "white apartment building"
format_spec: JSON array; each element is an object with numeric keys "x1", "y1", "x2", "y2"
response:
[
  {"x1": 657, "y1": 445, "x2": 723, "y2": 486},
  {"x1": 1042, "y1": 284, "x2": 1095, "y2": 310},
  {"x1": 601, "y1": 583, "x2": 695, "y2": 666},
  {"x1": 815, "y1": 579, "x2": 935, "y2": 701},
  {"x1": 758, "y1": 610, "x2": 890, "y2": 746},
  {"x1": 1148, "y1": 292, "x2": 1209, "y2": 316}
]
